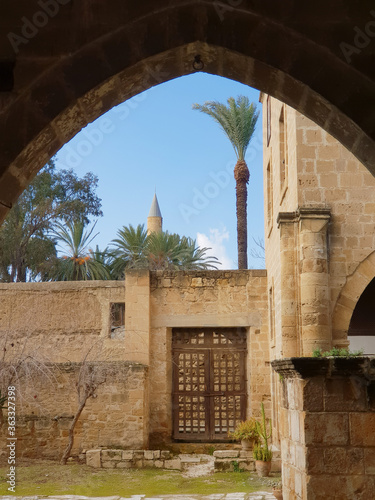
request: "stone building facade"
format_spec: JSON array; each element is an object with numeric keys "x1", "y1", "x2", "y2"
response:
[
  {"x1": 261, "y1": 93, "x2": 375, "y2": 363},
  {"x1": 262, "y1": 95, "x2": 375, "y2": 499},
  {"x1": 0, "y1": 270, "x2": 270, "y2": 459},
  {"x1": 1, "y1": 97, "x2": 375, "y2": 499}
]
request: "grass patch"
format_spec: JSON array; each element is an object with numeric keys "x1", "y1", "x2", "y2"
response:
[{"x1": 0, "y1": 461, "x2": 278, "y2": 496}]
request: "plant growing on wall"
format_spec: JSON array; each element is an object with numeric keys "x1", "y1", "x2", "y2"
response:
[{"x1": 312, "y1": 347, "x2": 364, "y2": 358}]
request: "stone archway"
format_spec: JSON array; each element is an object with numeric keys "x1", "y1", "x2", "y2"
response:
[
  {"x1": 1, "y1": 1, "x2": 375, "y2": 222},
  {"x1": 332, "y1": 251, "x2": 375, "y2": 347}
]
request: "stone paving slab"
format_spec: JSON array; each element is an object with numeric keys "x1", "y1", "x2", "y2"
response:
[{"x1": 0, "y1": 493, "x2": 276, "y2": 500}]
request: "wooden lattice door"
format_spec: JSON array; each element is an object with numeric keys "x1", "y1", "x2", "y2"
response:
[{"x1": 172, "y1": 328, "x2": 247, "y2": 441}]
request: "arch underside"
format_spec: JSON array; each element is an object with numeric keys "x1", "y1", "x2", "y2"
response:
[
  {"x1": 0, "y1": 1, "x2": 375, "y2": 222},
  {"x1": 332, "y1": 251, "x2": 375, "y2": 347}
]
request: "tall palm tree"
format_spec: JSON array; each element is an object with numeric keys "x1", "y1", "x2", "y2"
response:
[
  {"x1": 192, "y1": 96, "x2": 259, "y2": 269},
  {"x1": 52, "y1": 220, "x2": 110, "y2": 281}
]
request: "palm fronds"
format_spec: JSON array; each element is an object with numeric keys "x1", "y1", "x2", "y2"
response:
[
  {"x1": 52, "y1": 220, "x2": 111, "y2": 280},
  {"x1": 192, "y1": 96, "x2": 259, "y2": 160}
]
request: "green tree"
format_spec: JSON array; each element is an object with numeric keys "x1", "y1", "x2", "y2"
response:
[
  {"x1": 110, "y1": 224, "x2": 219, "y2": 278},
  {"x1": 192, "y1": 96, "x2": 259, "y2": 269},
  {"x1": 110, "y1": 224, "x2": 149, "y2": 278},
  {"x1": 147, "y1": 231, "x2": 219, "y2": 271},
  {"x1": 0, "y1": 159, "x2": 102, "y2": 282},
  {"x1": 52, "y1": 221, "x2": 111, "y2": 281}
]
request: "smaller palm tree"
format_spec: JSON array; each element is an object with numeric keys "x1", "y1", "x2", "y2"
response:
[
  {"x1": 90, "y1": 245, "x2": 115, "y2": 278},
  {"x1": 109, "y1": 224, "x2": 220, "y2": 274},
  {"x1": 110, "y1": 224, "x2": 150, "y2": 278},
  {"x1": 177, "y1": 236, "x2": 220, "y2": 270},
  {"x1": 52, "y1": 220, "x2": 110, "y2": 281},
  {"x1": 147, "y1": 231, "x2": 184, "y2": 270}
]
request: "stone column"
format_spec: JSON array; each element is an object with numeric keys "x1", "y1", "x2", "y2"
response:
[
  {"x1": 298, "y1": 208, "x2": 331, "y2": 355},
  {"x1": 272, "y1": 357, "x2": 375, "y2": 500},
  {"x1": 278, "y1": 212, "x2": 299, "y2": 357},
  {"x1": 124, "y1": 269, "x2": 151, "y2": 365}
]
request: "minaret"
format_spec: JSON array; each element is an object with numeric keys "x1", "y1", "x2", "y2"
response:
[{"x1": 147, "y1": 193, "x2": 163, "y2": 235}]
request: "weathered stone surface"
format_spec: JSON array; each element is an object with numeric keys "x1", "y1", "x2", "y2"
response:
[
  {"x1": 101, "y1": 461, "x2": 116, "y2": 469},
  {"x1": 277, "y1": 359, "x2": 375, "y2": 500},
  {"x1": 164, "y1": 458, "x2": 181, "y2": 470},
  {"x1": 86, "y1": 449, "x2": 101, "y2": 468},
  {"x1": 102, "y1": 450, "x2": 122, "y2": 461},
  {"x1": 116, "y1": 461, "x2": 132, "y2": 469},
  {"x1": 143, "y1": 459, "x2": 156, "y2": 468},
  {"x1": 180, "y1": 457, "x2": 201, "y2": 464},
  {"x1": 213, "y1": 450, "x2": 239, "y2": 458}
]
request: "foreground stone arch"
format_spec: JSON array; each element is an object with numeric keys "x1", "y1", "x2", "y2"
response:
[
  {"x1": 1, "y1": 1, "x2": 375, "y2": 222},
  {"x1": 332, "y1": 251, "x2": 375, "y2": 346}
]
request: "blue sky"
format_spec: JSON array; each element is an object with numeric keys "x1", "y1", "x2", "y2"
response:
[{"x1": 55, "y1": 73, "x2": 265, "y2": 269}]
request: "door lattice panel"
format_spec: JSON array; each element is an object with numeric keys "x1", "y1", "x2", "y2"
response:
[
  {"x1": 213, "y1": 395, "x2": 243, "y2": 436},
  {"x1": 177, "y1": 395, "x2": 207, "y2": 437},
  {"x1": 172, "y1": 328, "x2": 247, "y2": 441}
]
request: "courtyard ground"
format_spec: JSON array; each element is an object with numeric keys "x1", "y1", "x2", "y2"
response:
[{"x1": 0, "y1": 461, "x2": 279, "y2": 497}]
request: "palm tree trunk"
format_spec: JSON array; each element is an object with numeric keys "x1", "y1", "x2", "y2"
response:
[{"x1": 234, "y1": 160, "x2": 250, "y2": 270}]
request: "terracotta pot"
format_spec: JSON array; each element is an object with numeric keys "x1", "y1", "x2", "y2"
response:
[
  {"x1": 255, "y1": 459, "x2": 272, "y2": 477},
  {"x1": 241, "y1": 439, "x2": 254, "y2": 450},
  {"x1": 272, "y1": 488, "x2": 283, "y2": 500}
]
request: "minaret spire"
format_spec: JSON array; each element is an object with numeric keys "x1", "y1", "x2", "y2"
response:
[{"x1": 147, "y1": 193, "x2": 163, "y2": 234}]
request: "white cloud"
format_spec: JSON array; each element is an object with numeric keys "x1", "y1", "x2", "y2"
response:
[{"x1": 196, "y1": 227, "x2": 234, "y2": 270}]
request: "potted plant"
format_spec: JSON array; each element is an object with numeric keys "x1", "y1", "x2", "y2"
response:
[
  {"x1": 253, "y1": 402, "x2": 272, "y2": 477},
  {"x1": 229, "y1": 418, "x2": 259, "y2": 450}
]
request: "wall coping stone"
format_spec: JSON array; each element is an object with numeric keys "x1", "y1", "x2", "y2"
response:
[
  {"x1": 272, "y1": 356, "x2": 375, "y2": 379},
  {"x1": 151, "y1": 269, "x2": 267, "y2": 279},
  {"x1": 0, "y1": 280, "x2": 124, "y2": 291}
]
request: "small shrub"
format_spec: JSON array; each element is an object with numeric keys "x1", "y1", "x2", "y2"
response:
[
  {"x1": 312, "y1": 347, "x2": 364, "y2": 358},
  {"x1": 229, "y1": 418, "x2": 259, "y2": 441}
]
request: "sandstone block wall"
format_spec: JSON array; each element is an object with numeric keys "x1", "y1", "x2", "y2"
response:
[
  {"x1": 0, "y1": 361, "x2": 148, "y2": 460},
  {"x1": 262, "y1": 95, "x2": 375, "y2": 360},
  {"x1": 148, "y1": 270, "x2": 270, "y2": 447},
  {"x1": 0, "y1": 281, "x2": 125, "y2": 362},
  {"x1": 295, "y1": 112, "x2": 375, "y2": 327},
  {"x1": 0, "y1": 270, "x2": 270, "y2": 454},
  {"x1": 273, "y1": 358, "x2": 375, "y2": 500}
]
